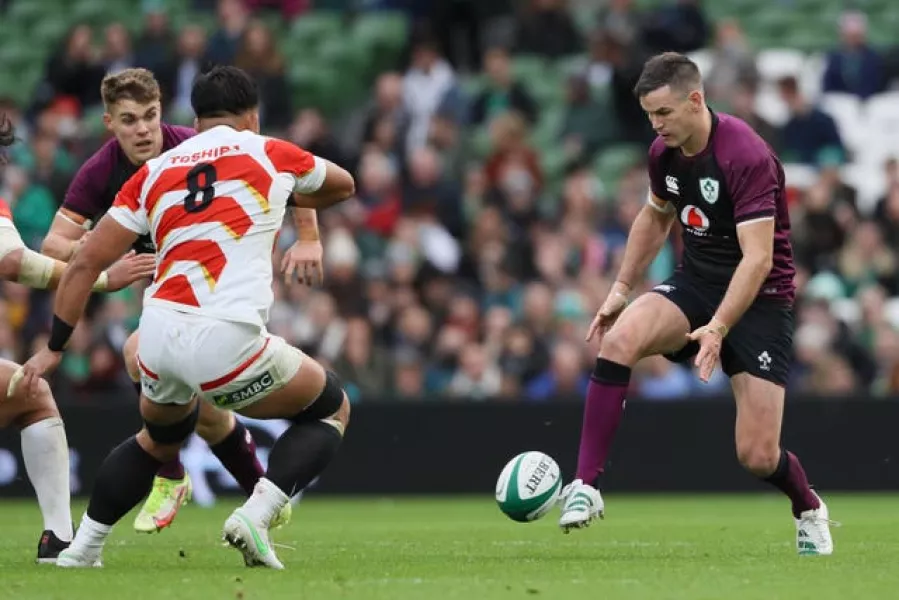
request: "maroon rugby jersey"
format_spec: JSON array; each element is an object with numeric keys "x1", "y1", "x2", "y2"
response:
[
  {"x1": 63, "y1": 124, "x2": 195, "y2": 254},
  {"x1": 648, "y1": 111, "x2": 796, "y2": 303}
]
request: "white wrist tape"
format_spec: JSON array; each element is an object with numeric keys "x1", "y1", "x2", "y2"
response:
[
  {"x1": 0, "y1": 223, "x2": 55, "y2": 289},
  {"x1": 92, "y1": 271, "x2": 109, "y2": 292},
  {"x1": 18, "y1": 248, "x2": 56, "y2": 289}
]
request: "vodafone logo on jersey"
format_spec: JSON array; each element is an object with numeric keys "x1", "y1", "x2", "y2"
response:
[{"x1": 680, "y1": 205, "x2": 710, "y2": 233}]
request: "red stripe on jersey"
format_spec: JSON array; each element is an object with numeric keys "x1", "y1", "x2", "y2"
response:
[
  {"x1": 264, "y1": 138, "x2": 315, "y2": 177},
  {"x1": 199, "y1": 337, "x2": 271, "y2": 391},
  {"x1": 0, "y1": 197, "x2": 11, "y2": 220},
  {"x1": 136, "y1": 355, "x2": 159, "y2": 380},
  {"x1": 151, "y1": 274, "x2": 201, "y2": 307},
  {"x1": 112, "y1": 164, "x2": 149, "y2": 213},
  {"x1": 157, "y1": 239, "x2": 227, "y2": 290},
  {"x1": 156, "y1": 195, "x2": 253, "y2": 248}
]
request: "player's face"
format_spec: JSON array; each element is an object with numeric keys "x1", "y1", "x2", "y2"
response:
[
  {"x1": 639, "y1": 85, "x2": 703, "y2": 148},
  {"x1": 104, "y1": 100, "x2": 163, "y2": 165}
]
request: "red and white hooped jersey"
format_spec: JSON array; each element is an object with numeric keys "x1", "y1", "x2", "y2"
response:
[{"x1": 108, "y1": 125, "x2": 326, "y2": 328}]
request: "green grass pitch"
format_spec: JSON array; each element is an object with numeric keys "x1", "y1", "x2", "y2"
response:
[{"x1": 2, "y1": 494, "x2": 898, "y2": 599}]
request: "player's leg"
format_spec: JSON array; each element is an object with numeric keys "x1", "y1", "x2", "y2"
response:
[
  {"x1": 125, "y1": 331, "x2": 194, "y2": 533},
  {"x1": 194, "y1": 402, "x2": 296, "y2": 527},
  {"x1": 723, "y1": 303, "x2": 833, "y2": 556},
  {"x1": 204, "y1": 339, "x2": 349, "y2": 569},
  {"x1": 561, "y1": 278, "x2": 704, "y2": 531},
  {"x1": 0, "y1": 361, "x2": 73, "y2": 563},
  {"x1": 57, "y1": 394, "x2": 199, "y2": 568}
]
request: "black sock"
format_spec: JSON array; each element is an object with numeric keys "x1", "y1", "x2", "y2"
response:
[
  {"x1": 266, "y1": 421, "x2": 342, "y2": 497},
  {"x1": 86, "y1": 436, "x2": 163, "y2": 526}
]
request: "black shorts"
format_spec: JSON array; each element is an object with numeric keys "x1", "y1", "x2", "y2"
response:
[{"x1": 650, "y1": 271, "x2": 794, "y2": 386}]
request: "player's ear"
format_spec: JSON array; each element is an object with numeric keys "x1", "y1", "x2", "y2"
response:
[
  {"x1": 103, "y1": 111, "x2": 113, "y2": 133},
  {"x1": 248, "y1": 110, "x2": 260, "y2": 134},
  {"x1": 688, "y1": 89, "x2": 704, "y2": 112}
]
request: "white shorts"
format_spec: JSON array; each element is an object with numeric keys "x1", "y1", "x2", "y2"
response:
[{"x1": 136, "y1": 306, "x2": 304, "y2": 410}]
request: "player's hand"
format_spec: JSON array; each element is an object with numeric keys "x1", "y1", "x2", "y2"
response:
[
  {"x1": 7, "y1": 348, "x2": 62, "y2": 399},
  {"x1": 586, "y1": 282, "x2": 631, "y2": 343},
  {"x1": 106, "y1": 250, "x2": 156, "y2": 291},
  {"x1": 686, "y1": 318, "x2": 728, "y2": 383},
  {"x1": 281, "y1": 240, "x2": 324, "y2": 287}
]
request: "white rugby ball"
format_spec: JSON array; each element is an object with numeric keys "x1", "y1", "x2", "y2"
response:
[{"x1": 495, "y1": 451, "x2": 563, "y2": 522}]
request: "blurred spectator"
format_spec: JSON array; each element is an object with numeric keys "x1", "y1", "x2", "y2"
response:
[
  {"x1": 448, "y1": 343, "x2": 502, "y2": 399},
  {"x1": 134, "y1": 1, "x2": 175, "y2": 76},
  {"x1": 484, "y1": 111, "x2": 543, "y2": 226},
  {"x1": 403, "y1": 38, "x2": 457, "y2": 150},
  {"x1": 162, "y1": 25, "x2": 207, "y2": 122},
  {"x1": 359, "y1": 72, "x2": 409, "y2": 154},
  {"x1": 514, "y1": 0, "x2": 582, "y2": 59},
  {"x1": 103, "y1": 23, "x2": 135, "y2": 75},
  {"x1": 525, "y1": 340, "x2": 590, "y2": 401},
  {"x1": 777, "y1": 76, "x2": 845, "y2": 166},
  {"x1": 822, "y1": 11, "x2": 885, "y2": 100},
  {"x1": 3, "y1": 165, "x2": 55, "y2": 250},
  {"x1": 636, "y1": 357, "x2": 694, "y2": 400},
  {"x1": 837, "y1": 220, "x2": 899, "y2": 296},
  {"x1": 728, "y1": 81, "x2": 778, "y2": 150},
  {"x1": 205, "y1": 0, "x2": 250, "y2": 66},
  {"x1": 470, "y1": 45, "x2": 538, "y2": 126},
  {"x1": 40, "y1": 25, "x2": 106, "y2": 114},
  {"x1": 289, "y1": 108, "x2": 349, "y2": 169},
  {"x1": 643, "y1": 0, "x2": 709, "y2": 54},
  {"x1": 596, "y1": 0, "x2": 644, "y2": 51},
  {"x1": 705, "y1": 20, "x2": 758, "y2": 105},
  {"x1": 333, "y1": 317, "x2": 392, "y2": 401},
  {"x1": 234, "y1": 20, "x2": 292, "y2": 131},
  {"x1": 559, "y1": 74, "x2": 613, "y2": 162}
]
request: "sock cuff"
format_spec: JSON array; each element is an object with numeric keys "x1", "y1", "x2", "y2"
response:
[
  {"x1": 80, "y1": 513, "x2": 113, "y2": 535},
  {"x1": 21, "y1": 416, "x2": 64, "y2": 434},
  {"x1": 763, "y1": 448, "x2": 789, "y2": 482},
  {"x1": 591, "y1": 357, "x2": 632, "y2": 384},
  {"x1": 258, "y1": 477, "x2": 290, "y2": 502}
]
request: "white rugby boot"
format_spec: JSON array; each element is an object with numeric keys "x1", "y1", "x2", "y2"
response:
[
  {"x1": 223, "y1": 508, "x2": 284, "y2": 569},
  {"x1": 795, "y1": 491, "x2": 835, "y2": 556},
  {"x1": 55, "y1": 546, "x2": 103, "y2": 568},
  {"x1": 558, "y1": 479, "x2": 604, "y2": 532}
]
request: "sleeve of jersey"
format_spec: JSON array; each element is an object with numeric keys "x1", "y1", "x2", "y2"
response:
[
  {"x1": 646, "y1": 138, "x2": 674, "y2": 212},
  {"x1": 727, "y1": 153, "x2": 778, "y2": 225},
  {"x1": 265, "y1": 138, "x2": 326, "y2": 194},
  {"x1": 108, "y1": 165, "x2": 150, "y2": 235},
  {"x1": 62, "y1": 149, "x2": 109, "y2": 219}
]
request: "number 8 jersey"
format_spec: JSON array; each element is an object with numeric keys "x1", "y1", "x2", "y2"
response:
[{"x1": 108, "y1": 125, "x2": 326, "y2": 328}]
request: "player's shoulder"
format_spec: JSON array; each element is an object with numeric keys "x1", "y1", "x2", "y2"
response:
[
  {"x1": 713, "y1": 112, "x2": 775, "y2": 168},
  {"x1": 77, "y1": 136, "x2": 121, "y2": 179},
  {"x1": 161, "y1": 123, "x2": 196, "y2": 150},
  {"x1": 648, "y1": 135, "x2": 670, "y2": 163}
]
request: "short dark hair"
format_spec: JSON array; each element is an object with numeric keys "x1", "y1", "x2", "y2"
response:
[
  {"x1": 633, "y1": 52, "x2": 702, "y2": 98},
  {"x1": 191, "y1": 66, "x2": 259, "y2": 119}
]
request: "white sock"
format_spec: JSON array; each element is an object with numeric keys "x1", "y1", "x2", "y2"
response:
[
  {"x1": 21, "y1": 417, "x2": 73, "y2": 542},
  {"x1": 71, "y1": 513, "x2": 112, "y2": 553},
  {"x1": 241, "y1": 478, "x2": 288, "y2": 525}
]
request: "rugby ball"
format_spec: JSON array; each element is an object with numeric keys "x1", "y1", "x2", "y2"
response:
[{"x1": 495, "y1": 451, "x2": 563, "y2": 522}]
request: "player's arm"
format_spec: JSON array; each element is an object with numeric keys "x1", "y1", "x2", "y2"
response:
[
  {"x1": 290, "y1": 159, "x2": 355, "y2": 209},
  {"x1": 47, "y1": 165, "x2": 149, "y2": 346},
  {"x1": 292, "y1": 207, "x2": 320, "y2": 242},
  {"x1": 711, "y1": 218, "x2": 774, "y2": 331},
  {"x1": 614, "y1": 193, "x2": 677, "y2": 293},
  {"x1": 41, "y1": 207, "x2": 90, "y2": 261},
  {"x1": 52, "y1": 215, "x2": 140, "y2": 326},
  {"x1": 0, "y1": 224, "x2": 146, "y2": 292}
]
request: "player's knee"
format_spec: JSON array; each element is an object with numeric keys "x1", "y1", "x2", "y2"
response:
[
  {"x1": 143, "y1": 403, "x2": 200, "y2": 448},
  {"x1": 195, "y1": 402, "x2": 234, "y2": 444},
  {"x1": 736, "y1": 441, "x2": 780, "y2": 476},
  {"x1": 3, "y1": 378, "x2": 58, "y2": 429},
  {"x1": 599, "y1": 323, "x2": 643, "y2": 366},
  {"x1": 123, "y1": 335, "x2": 140, "y2": 382},
  {"x1": 291, "y1": 370, "x2": 350, "y2": 435}
]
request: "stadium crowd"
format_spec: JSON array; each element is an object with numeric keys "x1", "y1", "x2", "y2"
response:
[{"x1": 1, "y1": 0, "x2": 898, "y2": 402}]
